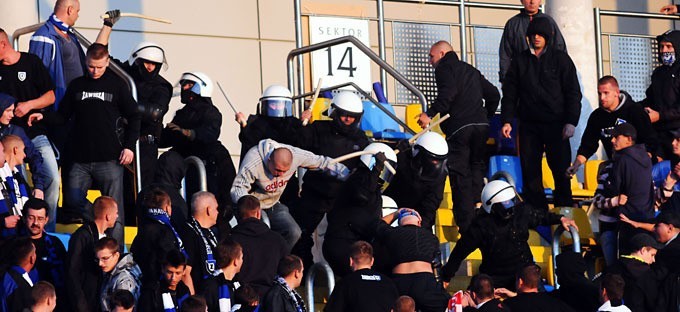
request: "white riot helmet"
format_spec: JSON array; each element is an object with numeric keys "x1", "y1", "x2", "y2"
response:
[
  {"x1": 360, "y1": 143, "x2": 398, "y2": 184},
  {"x1": 381, "y1": 195, "x2": 399, "y2": 227},
  {"x1": 259, "y1": 85, "x2": 293, "y2": 118},
  {"x1": 128, "y1": 41, "x2": 167, "y2": 69},
  {"x1": 179, "y1": 72, "x2": 213, "y2": 97},
  {"x1": 412, "y1": 132, "x2": 448, "y2": 181},
  {"x1": 327, "y1": 91, "x2": 363, "y2": 119},
  {"x1": 481, "y1": 180, "x2": 519, "y2": 220}
]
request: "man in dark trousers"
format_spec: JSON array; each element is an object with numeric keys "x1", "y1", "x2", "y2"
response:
[
  {"x1": 499, "y1": 0, "x2": 566, "y2": 82},
  {"x1": 0, "y1": 237, "x2": 38, "y2": 312},
  {"x1": 65, "y1": 196, "x2": 119, "y2": 312},
  {"x1": 501, "y1": 16, "x2": 582, "y2": 212},
  {"x1": 324, "y1": 241, "x2": 398, "y2": 312},
  {"x1": 641, "y1": 30, "x2": 680, "y2": 159},
  {"x1": 230, "y1": 195, "x2": 287, "y2": 298},
  {"x1": 500, "y1": 264, "x2": 576, "y2": 312},
  {"x1": 19, "y1": 198, "x2": 68, "y2": 311},
  {"x1": 417, "y1": 40, "x2": 500, "y2": 234},
  {"x1": 567, "y1": 76, "x2": 656, "y2": 176}
]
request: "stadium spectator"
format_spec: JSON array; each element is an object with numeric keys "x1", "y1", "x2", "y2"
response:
[
  {"x1": 203, "y1": 239, "x2": 243, "y2": 312},
  {"x1": 0, "y1": 237, "x2": 37, "y2": 312},
  {"x1": 552, "y1": 251, "x2": 599, "y2": 312},
  {"x1": 231, "y1": 139, "x2": 349, "y2": 251},
  {"x1": 461, "y1": 274, "x2": 510, "y2": 312},
  {"x1": 442, "y1": 180, "x2": 576, "y2": 290},
  {"x1": 65, "y1": 196, "x2": 119, "y2": 312},
  {"x1": 232, "y1": 285, "x2": 259, "y2": 312},
  {"x1": 180, "y1": 191, "x2": 219, "y2": 294},
  {"x1": 179, "y1": 296, "x2": 208, "y2": 312},
  {"x1": 28, "y1": 281, "x2": 57, "y2": 312},
  {"x1": 0, "y1": 137, "x2": 19, "y2": 238},
  {"x1": 140, "y1": 151, "x2": 189, "y2": 226},
  {"x1": 597, "y1": 273, "x2": 631, "y2": 312},
  {"x1": 323, "y1": 143, "x2": 393, "y2": 277},
  {"x1": 593, "y1": 123, "x2": 654, "y2": 263},
  {"x1": 499, "y1": 0, "x2": 566, "y2": 82},
  {"x1": 138, "y1": 249, "x2": 191, "y2": 312},
  {"x1": 131, "y1": 188, "x2": 188, "y2": 287},
  {"x1": 290, "y1": 91, "x2": 369, "y2": 271},
  {"x1": 260, "y1": 255, "x2": 306, "y2": 312},
  {"x1": 324, "y1": 241, "x2": 398, "y2": 312},
  {"x1": 160, "y1": 71, "x2": 236, "y2": 229},
  {"x1": 653, "y1": 211, "x2": 680, "y2": 272},
  {"x1": 498, "y1": 264, "x2": 576, "y2": 312},
  {"x1": 641, "y1": 30, "x2": 680, "y2": 159},
  {"x1": 652, "y1": 129, "x2": 680, "y2": 213},
  {"x1": 0, "y1": 28, "x2": 56, "y2": 228},
  {"x1": 19, "y1": 198, "x2": 68, "y2": 311},
  {"x1": 417, "y1": 40, "x2": 499, "y2": 233},
  {"x1": 95, "y1": 237, "x2": 142, "y2": 312},
  {"x1": 384, "y1": 132, "x2": 448, "y2": 230},
  {"x1": 392, "y1": 296, "x2": 416, "y2": 312},
  {"x1": 567, "y1": 76, "x2": 657, "y2": 176},
  {"x1": 109, "y1": 289, "x2": 135, "y2": 312},
  {"x1": 501, "y1": 16, "x2": 582, "y2": 212},
  {"x1": 230, "y1": 195, "x2": 287, "y2": 298},
  {"x1": 0, "y1": 135, "x2": 31, "y2": 237}
]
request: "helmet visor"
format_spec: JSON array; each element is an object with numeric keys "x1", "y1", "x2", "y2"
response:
[
  {"x1": 491, "y1": 198, "x2": 518, "y2": 220},
  {"x1": 263, "y1": 98, "x2": 292, "y2": 117},
  {"x1": 417, "y1": 154, "x2": 447, "y2": 181}
]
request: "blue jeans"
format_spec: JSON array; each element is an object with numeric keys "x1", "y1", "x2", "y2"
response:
[
  {"x1": 66, "y1": 161, "x2": 124, "y2": 224},
  {"x1": 263, "y1": 202, "x2": 301, "y2": 252},
  {"x1": 32, "y1": 135, "x2": 60, "y2": 232},
  {"x1": 599, "y1": 230, "x2": 618, "y2": 267}
]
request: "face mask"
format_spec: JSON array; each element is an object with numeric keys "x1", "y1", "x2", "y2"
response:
[
  {"x1": 662, "y1": 52, "x2": 676, "y2": 66},
  {"x1": 180, "y1": 89, "x2": 195, "y2": 104}
]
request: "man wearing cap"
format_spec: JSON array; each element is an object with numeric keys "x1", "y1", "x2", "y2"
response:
[
  {"x1": 500, "y1": 16, "x2": 582, "y2": 212},
  {"x1": 608, "y1": 233, "x2": 666, "y2": 312},
  {"x1": 653, "y1": 211, "x2": 680, "y2": 273},
  {"x1": 593, "y1": 123, "x2": 654, "y2": 264},
  {"x1": 641, "y1": 30, "x2": 680, "y2": 160}
]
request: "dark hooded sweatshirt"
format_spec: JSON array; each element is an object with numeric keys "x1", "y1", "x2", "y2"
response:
[
  {"x1": 606, "y1": 144, "x2": 654, "y2": 222},
  {"x1": 142, "y1": 151, "x2": 188, "y2": 226},
  {"x1": 641, "y1": 30, "x2": 680, "y2": 132}
]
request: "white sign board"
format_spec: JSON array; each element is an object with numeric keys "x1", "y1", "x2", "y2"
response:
[{"x1": 309, "y1": 16, "x2": 371, "y2": 92}]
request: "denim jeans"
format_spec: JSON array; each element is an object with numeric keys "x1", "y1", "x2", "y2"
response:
[
  {"x1": 599, "y1": 230, "x2": 618, "y2": 267},
  {"x1": 32, "y1": 135, "x2": 60, "y2": 232},
  {"x1": 262, "y1": 202, "x2": 301, "y2": 252},
  {"x1": 66, "y1": 161, "x2": 124, "y2": 225}
]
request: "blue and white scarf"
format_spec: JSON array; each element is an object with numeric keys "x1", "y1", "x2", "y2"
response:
[
  {"x1": 273, "y1": 276, "x2": 306, "y2": 312},
  {"x1": 187, "y1": 217, "x2": 218, "y2": 278},
  {"x1": 147, "y1": 208, "x2": 186, "y2": 256},
  {"x1": 47, "y1": 14, "x2": 71, "y2": 34}
]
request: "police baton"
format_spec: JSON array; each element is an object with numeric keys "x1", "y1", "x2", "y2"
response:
[
  {"x1": 217, "y1": 82, "x2": 247, "y2": 127},
  {"x1": 395, "y1": 113, "x2": 450, "y2": 154},
  {"x1": 302, "y1": 77, "x2": 324, "y2": 126},
  {"x1": 331, "y1": 150, "x2": 396, "y2": 175}
]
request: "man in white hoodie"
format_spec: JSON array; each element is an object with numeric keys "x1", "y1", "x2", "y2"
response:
[{"x1": 231, "y1": 138, "x2": 350, "y2": 250}]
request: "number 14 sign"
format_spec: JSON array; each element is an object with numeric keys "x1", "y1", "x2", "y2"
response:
[{"x1": 309, "y1": 16, "x2": 372, "y2": 92}]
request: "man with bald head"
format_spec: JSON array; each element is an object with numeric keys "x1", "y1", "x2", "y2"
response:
[
  {"x1": 0, "y1": 135, "x2": 30, "y2": 227},
  {"x1": 231, "y1": 138, "x2": 350, "y2": 250},
  {"x1": 417, "y1": 40, "x2": 500, "y2": 234},
  {"x1": 179, "y1": 191, "x2": 220, "y2": 294}
]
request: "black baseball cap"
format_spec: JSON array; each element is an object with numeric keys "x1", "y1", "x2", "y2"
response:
[
  {"x1": 608, "y1": 123, "x2": 637, "y2": 141},
  {"x1": 656, "y1": 210, "x2": 680, "y2": 228},
  {"x1": 629, "y1": 233, "x2": 665, "y2": 250},
  {"x1": 671, "y1": 128, "x2": 680, "y2": 139}
]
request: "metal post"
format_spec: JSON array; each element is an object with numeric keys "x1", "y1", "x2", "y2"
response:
[
  {"x1": 594, "y1": 7, "x2": 603, "y2": 78},
  {"x1": 181, "y1": 156, "x2": 208, "y2": 199},
  {"x1": 305, "y1": 262, "x2": 336, "y2": 312},
  {"x1": 459, "y1": 0, "x2": 467, "y2": 62},
  {"x1": 294, "y1": 0, "x2": 305, "y2": 114},
  {"x1": 377, "y1": 0, "x2": 388, "y2": 96}
]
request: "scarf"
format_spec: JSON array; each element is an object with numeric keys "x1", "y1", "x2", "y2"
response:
[
  {"x1": 273, "y1": 276, "x2": 306, "y2": 312},
  {"x1": 48, "y1": 14, "x2": 71, "y2": 34},
  {"x1": 147, "y1": 208, "x2": 186, "y2": 256},
  {"x1": 187, "y1": 217, "x2": 218, "y2": 278},
  {"x1": 218, "y1": 280, "x2": 240, "y2": 312}
]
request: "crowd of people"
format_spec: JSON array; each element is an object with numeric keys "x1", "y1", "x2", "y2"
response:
[{"x1": 0, "y1": 0, "x2": 680, "y2": 311}]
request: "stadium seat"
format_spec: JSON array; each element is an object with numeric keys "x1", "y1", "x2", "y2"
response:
[
  {"x1": 488, "y1": 115, "x2": 518, "y2": 155},
  {"x1": 360, "y1": 101, "x2": 413, "y2": 140},
  {"x1": 550, "y1": 206, "x2": 597, "y2": 247},
  {"x1": 405, "y1": 104, "x2": 422, "y2": 132},
  {"x1": 435, "y1": 208, "x2": 459, "y2": 243},
  {"x1": 488, "y1": 155, "x2": 523, "y2": 193},
  {"x1": 310, "y1": 98, "x2": 332, "y2": 123}
]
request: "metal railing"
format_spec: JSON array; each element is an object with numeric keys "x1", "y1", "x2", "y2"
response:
[
  {"x1": 305, "y1": 261, "x2": 336, "y2": 312},
  {"x1": 594, "y1": 8, "x2": 680, "y2": 78},
  {"x1": 551, "y1": 225, "x2": 581, "y2": 289},
  {"x1": 12, "y1": 23, "x2": 144, "y2": 193},
  {"x1": 286, "y1": 35, "x2": 428, "y2": 120},
  {"x1": 181, "y1": 156, "x2": 208, "y2": 200},
  {"x1": 291, "y1": 81, "x2": 416, "y2": 135}
]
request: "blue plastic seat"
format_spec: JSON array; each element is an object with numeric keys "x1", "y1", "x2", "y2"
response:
[
  {"x1": 47, "y1": 231, "x2": 72, "y2": 251},
  {"x1": 360, "y1": 101, "x2": 412, "y2": 140},
  {"x1": 487, "y1": 155, "x2": 523, "y2": 193}
]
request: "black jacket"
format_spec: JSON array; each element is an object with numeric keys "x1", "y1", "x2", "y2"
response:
[
  {"x1": 504, "y1": 292, "x2": 575, "y2": 312},
  {"x1": 642, "y1": 30, "x2": 680, "y2": 132},
  {"x1": 27, "y1": 232, "x2": 68, "y2": 311},
  {"x1": 383, "y1": 150, "x2": 446, "y2": 229},
  {"x1": 426, "y1": 52, "x2": 500, "y2": 136},
  {"x1": 324, "y1": 268, "x2": 398, "y2": 312},
  {"x1": 293, "y1": 120, "x2": 369, "y2": 199},
  {"x1": 138, "y1": 279, "x2": 191, "y2": 312},
  {"x1": 230, "y1": 218, "x2": 287, "y2": 298},
  {"x1": 608, "y1": 257, "x2": 666, "y2": 312},
  {"x1": 0, "y1": 266, "x2": 34, "y2": 312},
  {"x1": 144, "y1": 151, "x2": 189, "y2": 226},
  {"x1": 260, "y1": 282, "x2": 305, "y2": 312},
  {"x1": 65, "y1": 222, "x2": 103, "y2": 312},
  {"x1": 577, "y1": 92, "x2": 657, "y2": 159},
  {"x1": 655, "y1": 237, "x2": 680, "y2": 274},
  {"x1": 499, "y1": 10, "x2": 567, "y2": 82},
  {"x1": 501, "y1": 47, "x2": 581, "y2": 126},
  {"x1": 203, "y1": 274, "x2": 237, "y2": 312},
  {"x1": 238, "y1": 115, "x2": 301, "y2": 161},
  {"x1": 160, "y1": 97, "x2": 223, "y2": 160},
  {"x1": 441, "y1": 204, "x2": 562, "y2": 287},
  {"x1": 130, "y1": 216, "x2": 183, "y2": 284},
  {"x1": 552, "y1": 251, "x2": 600, "y2": 312},
  {"x1": 606, "y1": 144, "x2": 654, "y2": 221}
]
